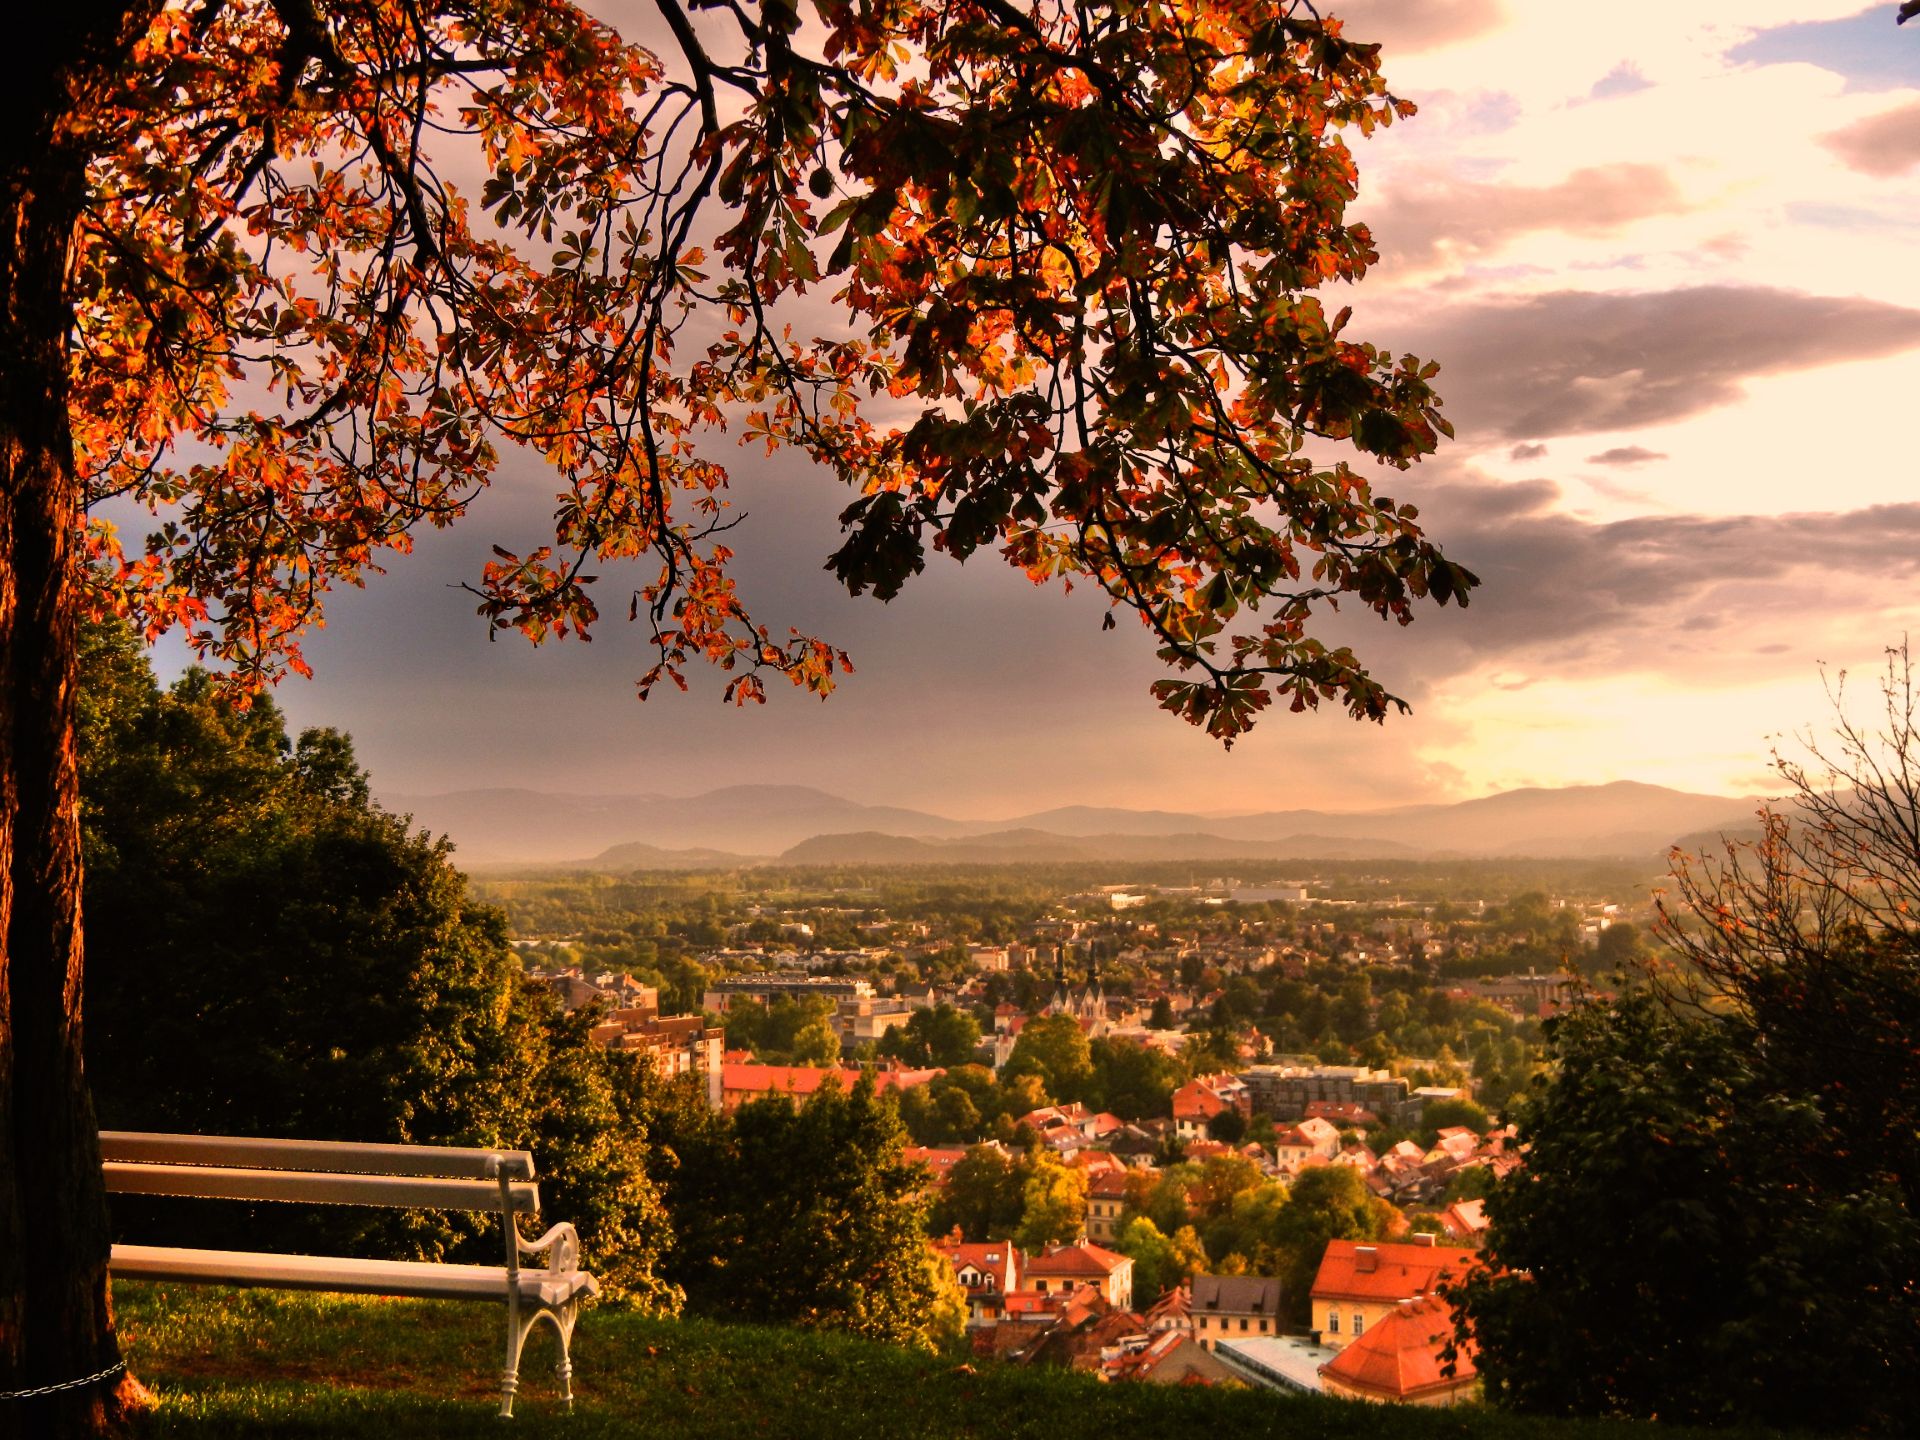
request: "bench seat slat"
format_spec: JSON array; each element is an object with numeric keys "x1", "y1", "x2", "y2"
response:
[
  {"x1": 110, "y1": 1244, "x2": 597, "y2": 1307},
  {"x1": 105, "y1": 1162, "x2": 538, "y2": 1213},
  {"x1": 99, "y1": 1131, "x2": 534, "y2": 1181}
]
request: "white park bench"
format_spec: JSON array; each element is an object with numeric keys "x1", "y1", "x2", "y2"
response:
[{"x1": 102, "y1": 1130, "x2": 599, "y2": 1417}]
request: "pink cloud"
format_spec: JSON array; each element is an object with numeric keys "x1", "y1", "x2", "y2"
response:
[
  {"x1": 1821, "y1": 99, "x2": 1920, "y2": 177},
  {"x1": 1329, "y1": 0, "x2": 1507, "y2": 55},
  {"x1": 1363, "y1": 164, "x2": 1689, "y2": 272}
]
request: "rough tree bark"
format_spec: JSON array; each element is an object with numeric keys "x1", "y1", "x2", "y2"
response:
[{"x1": 2, "y1": 9, "x2": 155, "y2": 1434}]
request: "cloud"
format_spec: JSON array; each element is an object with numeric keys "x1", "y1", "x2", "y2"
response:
[
  {"x1": 1509, "y1": 442, "x2": 1549, "y2": 460},
  {"x1": 1586, "y1": 446, "x2": 1667, "y2": 465},
  {"x1": 1822, "y1": 98, "x2": 1920, "y2": 175},
  {"x1": 1404, "y1": 483, "x2": 1920, "y2": 675},
  {"x1": 1363, "y1": 163, "x2": 1688, "y2": 272},
  {"x1": 1728, "y1": 7, "x2": 1920, "y2": 92},
  {"x1": 1588, "y1": 62, "x2": 1655, "y2": 101},
  {"x1": 1330, "y1": 0, "x2": 1508, "y2": 55},
  {"x1": 1393, "y1": 287, "x2": 1920, "y2": 440}
]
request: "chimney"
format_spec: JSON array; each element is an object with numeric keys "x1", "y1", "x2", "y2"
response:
[
  {"x1": 1354, "y1": 1245, "x2": 1378, "y2": 1273},
  {"x1": 1413, "y1": 1232, "x2": 1437, "y2": 1247}
]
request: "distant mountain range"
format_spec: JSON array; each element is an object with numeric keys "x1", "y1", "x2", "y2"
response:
[{"x1": 378, "y1": 780, "x2": 1767, "y2": 869}]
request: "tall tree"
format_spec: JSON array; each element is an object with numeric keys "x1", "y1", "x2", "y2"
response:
[
  {"x1": 78, "y1": 622, "x2": 679, "y2": 1303},
  {"x1": 1459, "y1": 647, "x2": 1920, "y2": 1433},
  {"x1": 650, "y1": 1072, "x2": 964, "y2": 1349},
  {"x1": 3, "y1": 4, "x2": 1471, "y2": 1428}
]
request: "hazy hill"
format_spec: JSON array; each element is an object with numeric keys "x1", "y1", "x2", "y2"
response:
[
  {"x1": 384, "y1": 779, "x2": 1763, "y2": 867},
  {"x1": 779, "y1": 829, "x2": 1421, "y2": 866}
]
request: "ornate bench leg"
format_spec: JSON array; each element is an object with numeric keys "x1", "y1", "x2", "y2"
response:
[
  {"x1": 552, "y1": 1300, "x2": 580, "y2": 1412},
  {"x1": 501, "y1": 1304, "x2": 539, "y2": 1419}
]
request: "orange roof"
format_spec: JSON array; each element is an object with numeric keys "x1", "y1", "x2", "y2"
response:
[
  {"x1": 1319, "y1": 1295, "x2": 1476, "y2": 1401},
  {"x1": 1086, "y1": 1168, "x2": 1132, "y2": 1199},
  {"x1": 1311, "y1": 1239, "x2": 1476, "y2": 1304},
  {"x1": 1025, "y1": 1243, "x2": 1130, "y2": 1279},
  {"x1": 720, "y1": 1062, "x2": 941, "y2": 1096},
  {"x1": 903, "y1": 1146, "x2": 969, "y2": 1182},
  {"x1": 1172, "y1": 1082, "x2": 1229, "y2": 1121}
]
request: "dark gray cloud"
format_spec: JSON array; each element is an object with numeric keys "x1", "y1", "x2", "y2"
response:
[
  {"x1": 1327, "y1": 0, "x2": 1506, "y2": 55},
  {"x1": 1509, "y1": 442, "x2": 1548, "y2": 460},
  {"x1": 1822, "y1": 99, "x2": 1920, "y2": 177},
  {"x1": 1363, "y1": 164, "x2": 1687, "y2": 271},
  {"x1": 1586, "y1": 446, "x2": 1666, "y2": 466},
  {"x1": 1390, "y1": 287, "x2": 1920, "y2": 440},
  {"x1": 1404, "y1": 481, "x2": 1920, "y2": 670}
]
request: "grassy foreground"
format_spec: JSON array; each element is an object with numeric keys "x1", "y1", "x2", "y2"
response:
[{"x1": 118, "y1": 1282, "x2": 1761, "y2": 1440}]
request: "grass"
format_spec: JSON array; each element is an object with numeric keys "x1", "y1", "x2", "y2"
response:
[{"x1": 118, "y1": 1283, "x2": 1770, "y2": 1440}]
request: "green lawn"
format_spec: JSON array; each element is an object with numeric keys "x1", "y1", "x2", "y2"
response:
[{"x1": 117, "y1": 1283, "x2": 1765, "y2": 1440}]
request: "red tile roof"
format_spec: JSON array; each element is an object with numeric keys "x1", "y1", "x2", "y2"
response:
[
  {"x1": 1171, "y1": 1081, "x2": 1229, "y2": 1122},
  {"x1": 903, "y1": 1147, "x2": 969, "y2": 1182},
  {"x1": 1311, "y1": 1239, "x2": 1477, "y2": 1304},
  {"x1": 1318, "y1": 1295, "x2": 1476, "y2": 1401},
  {"x1": 720, "y1": 1062, "x2": 941, "y2": 1098},
  {"x1": 1026, "y1": 1243, "x2": 1131, "y2": 1279}
]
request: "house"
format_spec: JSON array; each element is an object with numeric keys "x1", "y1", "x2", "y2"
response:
[
  {"x1": 1317, "y1": 1294, "x2": 1477, "y2": 1406},
  {"x1": 1024, "y1": 1242, "x2": 1134, "y2": 1310},
  {"x1": 931, "y1": 1233, "x2": 1022, "y2": 1327},
  {"x1": 1190, "y1": 1274, "x2": 1284, "y2": 1351},
  {"x1": 1085, "y1": 1168, "x2": 1132, "y2": 1244},
  {"x1": 1439, "y1": 1198, "x2": 1490, "y2": 1245},
  {"x1": 1272, "y1": 1116, "x2": 1341, "y2": 1170},
  {"x1": 1016, "y1": 1287, "x2": 1142, "y2": 1371},
  {"x1": 1310, "y1": 1236, "x2": 1477, "y2": 1349},
  {"x1": 1171, "y1": 1073, "x2": 1249, "y2": 1140},
  {"x1": 1106, "y1": 1329, "x2": 1243, "y2": 1386},
  {"x1": 599, "y1": 1012, "x2": 725, "y2": 1110},
  {"x1": 902, "y1": 1146, "x2": 970, "y2": 1189},
  {"x1": 1143, "y1": 1282, "x2": 1191, "y2": 1336}
]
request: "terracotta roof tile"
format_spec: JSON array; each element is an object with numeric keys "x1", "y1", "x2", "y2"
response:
[
  {"x1": 1310, "y1": 1239, "x2": 1477, "y2": 1304},
  {"x1": 1318, "y1": 1295, "x2": 1476, "y2": 1401}
]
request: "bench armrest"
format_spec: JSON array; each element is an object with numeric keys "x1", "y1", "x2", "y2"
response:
[{"x1": 515, "y1": 1221, "x2": 582, "y2": 1277}]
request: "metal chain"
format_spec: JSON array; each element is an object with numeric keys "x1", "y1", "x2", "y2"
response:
[{"x1": 0, "y1": 1359, "x2": 126, "y2": 1402}]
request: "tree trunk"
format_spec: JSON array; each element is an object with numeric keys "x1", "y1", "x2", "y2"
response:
[{"x1": 0, "y1": 81, "x2": 141, "y2": 1440}]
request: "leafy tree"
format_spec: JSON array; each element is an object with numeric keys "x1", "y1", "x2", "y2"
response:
[
  {"x1": 927, "y1": 1145, "x2": 1027, "y2": 1243},
  {"x1": 1089, "y1": 1036, "x2": 1180, "y2": 1121},
  {"x1": 1012, "y1": 1151, "x2": 1089, "y2": 1253},
  {"x1": 78, "y1": 625, "x2": 678, "y2": 1303},
  {"x1": 1148, "y1": 996, "x2": 1177, "y2": 1030},
  {"x1": 1456, "y1": 992, "x2": 1918, "y2": 1432},
  {"x1": 878, "y1": 1004, "x2": 982, "y2": 1068},
  {"x1": 1206, "y1": 1108, "x2": 1248, "y2": 1143},
  {"x1": 1114, "y1": 1216, "x2": 1208, "y2": 1306},
  {"x1": 1269, "y1": 1166, "x2": 1393, "y2": 1324},
  {"x1": 1004, "y1": 1014, "x2": 1096, "y2": 1106},
  {"x1": 1462, "y1": 647, "x2": 1920, "y2": 1433},
  {"x1": 653, "y1": 1073, "x2": 964, "y2": 1351},
  {"x1": 6, "y1": 4, "x2": 1472, "y2": 1423},
  {"x1": 1416, "y1": 1097, "x2": 1490, "y2": 1144}
]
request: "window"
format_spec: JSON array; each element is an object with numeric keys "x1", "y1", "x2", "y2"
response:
[
  {"x1": 1259, "y1": 1319, "x2": 1270, "y2": 1333},
  {"x1": 1239, "y1": 1318, "x2": 1249, "y2": 1331},
  {"x1": 1353, "y1": 1314, "x2": 1366, "y2": 1337},
  {"x1": 1327, "y1": 1311, "x2": 1340, "y2": 1334}
]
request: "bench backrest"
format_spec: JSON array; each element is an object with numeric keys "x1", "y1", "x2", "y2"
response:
[{"x1": 99, "y1": 1130, "x2": 540, "y2": 1214}]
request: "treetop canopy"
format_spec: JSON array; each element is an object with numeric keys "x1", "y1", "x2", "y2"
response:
[{"x1": 72, "y1": 0, "x2": 1472, "y2": 742}]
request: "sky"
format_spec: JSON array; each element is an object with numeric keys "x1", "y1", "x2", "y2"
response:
[{"x1": 158, "y1": 1, "x2": 1920, "y2": 819}]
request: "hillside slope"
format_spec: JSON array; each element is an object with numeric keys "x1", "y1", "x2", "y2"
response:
[{"x1": 118, "y1": 1283, "x2": 1784, "y2": 1440}]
